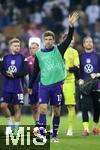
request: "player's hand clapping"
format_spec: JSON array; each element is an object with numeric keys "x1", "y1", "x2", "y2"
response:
[
  {"x1": 6, "y1": 71, "x2": 14, "y2": 78},
  {"x1": 28, "y1": 88, "x2": 32, "y2": 95}
]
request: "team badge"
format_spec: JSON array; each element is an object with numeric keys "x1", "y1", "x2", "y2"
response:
[
  {"x1": 86, "y1": 58, "x2": 91, "y2": 64},
  {"x1": 11, "y1": 60, "x2": 15, "y2": 65},
  {"x1": 84, "y1": 64, "x2": 93, "y2": 73}
]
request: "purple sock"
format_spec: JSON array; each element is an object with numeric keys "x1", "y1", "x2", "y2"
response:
[
  {"x1": 52, "y1": 116, "x2": 60, "y2": 138},
  {"x1": 39, "y1": 114, "x2": 46, "y2": 128},
  {"x1": 35, "y1": 121, "x2": 40, "y2": 127}
]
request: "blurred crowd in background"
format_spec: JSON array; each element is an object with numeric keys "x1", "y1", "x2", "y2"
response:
[{"x1": 0, "y1": 0, "x2": 100, "y2": 57}]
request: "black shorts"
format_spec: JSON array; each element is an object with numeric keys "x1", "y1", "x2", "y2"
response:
[
  {"x1": 91, "y1": 91, "x2": 100, "y2": 109},
  {"x1": 79, "y1": 93, "x2": 93, "y2": 111}
]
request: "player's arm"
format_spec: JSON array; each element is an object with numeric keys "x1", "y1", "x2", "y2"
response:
[
  {"x1": 28, "y1": 56, "x2": 40, "y2": 89},
  {"x1": 68, "y1": 66, "x2": 80, "y2": 80},
  {"x1": 58, "y1": 12, "x2": 79, "y2": 56},
  {"x1": 0, "y1": 58, "x2": 2, "y2": 67},
  {"x1": 0, "y1": 58, "x2": 3, "y2": 73},
  {"x1": 13, "y1": 56, "x2": 28, "y2": 78},
  {"x1": 0, "y1": 57, "x2": 9, "y2": 77},
  {"x1": 69, "y1": 50, "x2": 80, "y2": 79},
  {"x1": 58, "y1": 27, "x2": 74, "y2": 56},
  {"x1": 90, "y1": 53, "x2": 100, "y2": 79},
  {"x1": 78, "y1": 53, "x2": 84, "y2": 85}
]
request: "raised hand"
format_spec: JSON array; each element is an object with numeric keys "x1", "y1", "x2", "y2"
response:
[{"x1": 69, "y1": 11, "x2": 79, "y2": 27}]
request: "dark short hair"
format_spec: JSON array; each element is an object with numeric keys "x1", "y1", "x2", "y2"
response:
[
  {"x1": 83, "y1": 36, "x2": 92, "y2": 44},
  {"x1": 43, "y1": 31, "x2": 55, "y2": 39},
  {"x1": 9, "y1": 38, "x2": 20, "y2": 45}
]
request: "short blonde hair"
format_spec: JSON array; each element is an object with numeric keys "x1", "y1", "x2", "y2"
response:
[{"x1": 9, "y1": 38, "x2": 20, "y2": 45}]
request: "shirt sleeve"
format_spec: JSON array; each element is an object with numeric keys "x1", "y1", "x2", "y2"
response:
[
  {"x1": 0, "y1": 57, "x2": 8, "y2": 77},
  {"x1": 73, "y1": 50, "x2": 80, "y2": 67},
  {"x1": 97, "y1": 53, "x2": 100, "y2": 73},
  {"x1": 65, "y1": 48, "x2": 80, "y2": 79},
  {"x1": 29, "y1": 56, "x2": 40, "y2": 88},
  {"x1": 57, "y1": 26, "x2": 74, "y2": 57},
  {"x1": 0, "y1": 58, "x2": 3, "y2": 73}
]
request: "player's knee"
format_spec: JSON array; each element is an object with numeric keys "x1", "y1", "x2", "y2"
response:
[
  {"x1": 67, "y1": 105, "x2": 75, "y2": 110},
  {"x1": 53, "y1": 106, "x2": 61, "y2": 116},
  {"x1": 14, "y1": 106, "x2": 21, "y2": 113},
  {"x1": 39, "y1": 104, "x2": 47, "y2": 114},
  {"x1": 0, "y1": 103, "x2": 8, "y2": 110},
  {"x1": 54, "y1": 112, "x2": 60, "y2": 117},
  {"x1": 32, "y1": 105, "x2": 39, "y2": 113},
  {"x1": 40, "y1": 106, "x2": 47, "y2": 114},
  {"x1": 53, "y1": 109, "x2": 60, "y2": 117},
  {"x1": 32, "y1": 104, "x2": 38, "y2": 110}
]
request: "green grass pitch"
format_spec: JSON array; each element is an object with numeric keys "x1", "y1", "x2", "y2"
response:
[{"x1": 0, "y1": 115, "x2": 99, "y2": 150}]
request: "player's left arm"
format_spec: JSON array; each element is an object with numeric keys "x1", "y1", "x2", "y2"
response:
[
  {"x1": 58, "y1": 12, "x2": 79, "y2": 56},
  {"x1": 0, "y1": 57, "x2": 3, "y2": 73},
  {"x1": 96, "y1": 53, "x2": 100, "y2": 73},
  {"x1": 91, "y1": 52, "x2": 100, "y2": 79},
  {"x1": 13, "y1": 56, "x2": 28, "y2": 78},
  {"x1": 0, "y1": 57, "x2": 9, "y2": 77}
]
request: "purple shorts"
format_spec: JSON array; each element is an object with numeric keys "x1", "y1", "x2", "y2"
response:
[
  {"x1": 29, "y1": 91, "x2": 38, "y2": 105},
  {"x1": 0, "y1": 91, "x2": 24, "y2": 105},
  {"x1": 39, "y1": 84, "x2": 64, "y2": 106},
  {"x1": 29, "y1": 83, "x2": 39, "y2": 105}
]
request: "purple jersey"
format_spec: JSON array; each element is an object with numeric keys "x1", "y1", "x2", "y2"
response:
[
  {"x1": 2, "y1": 53, "x2": 27, "y2": 93},
  {"x1": 33, "y1": 48, "x2": 64, "y2": 105},
  {"x1": 80, "y1": 51, "x2": 100, "y2": 90}
]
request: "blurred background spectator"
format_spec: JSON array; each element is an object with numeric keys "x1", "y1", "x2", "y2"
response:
[{"x1": 0, "y1": 0, "x2": 99, "y2": 56}]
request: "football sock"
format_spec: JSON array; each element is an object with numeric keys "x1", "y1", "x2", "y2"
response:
[
  {"x1": 52, "y1": 116, "x2": 60, "y2": 138},
  {"x1": 6, "y1": 117, "x2": 13, "y2": 127},
  {"x1": 83, "y1": 122, "x2": 89, "y2": 131},
  {"x1": 15, "y1": 122, "x2": 19, "y2": 129},
  {"x1": 67, "y1": 106, "x2": 75, "y2": 129},
  {"x1": 82, "y1": 109, "x2": 89, "y2": 122},
  {"x1": 35, "y1": 121, "x2": 40, "y2": 127},
  {"x1": 39, "y1": 114, "x2": 46, "y2": 128},
  {"x1": 93, "y1": 122, "x2": 98, "y2": 128}
]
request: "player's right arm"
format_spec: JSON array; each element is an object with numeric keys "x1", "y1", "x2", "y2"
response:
[
  {"x1": 69, "y1": 50, "x2": 80, "y2": 79},
  {"x1": 0, "y1": 56, "x2": 9, "y2": 77},
  {"x1": 0, "y1": 57, "x2": 3, "y2": 73},
  {"x1": 78, "y1": 53, "x2": 84, "y2": 85},
  {"x1": 28, "y1": 56, "x2": 40, "y2": 94}
]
